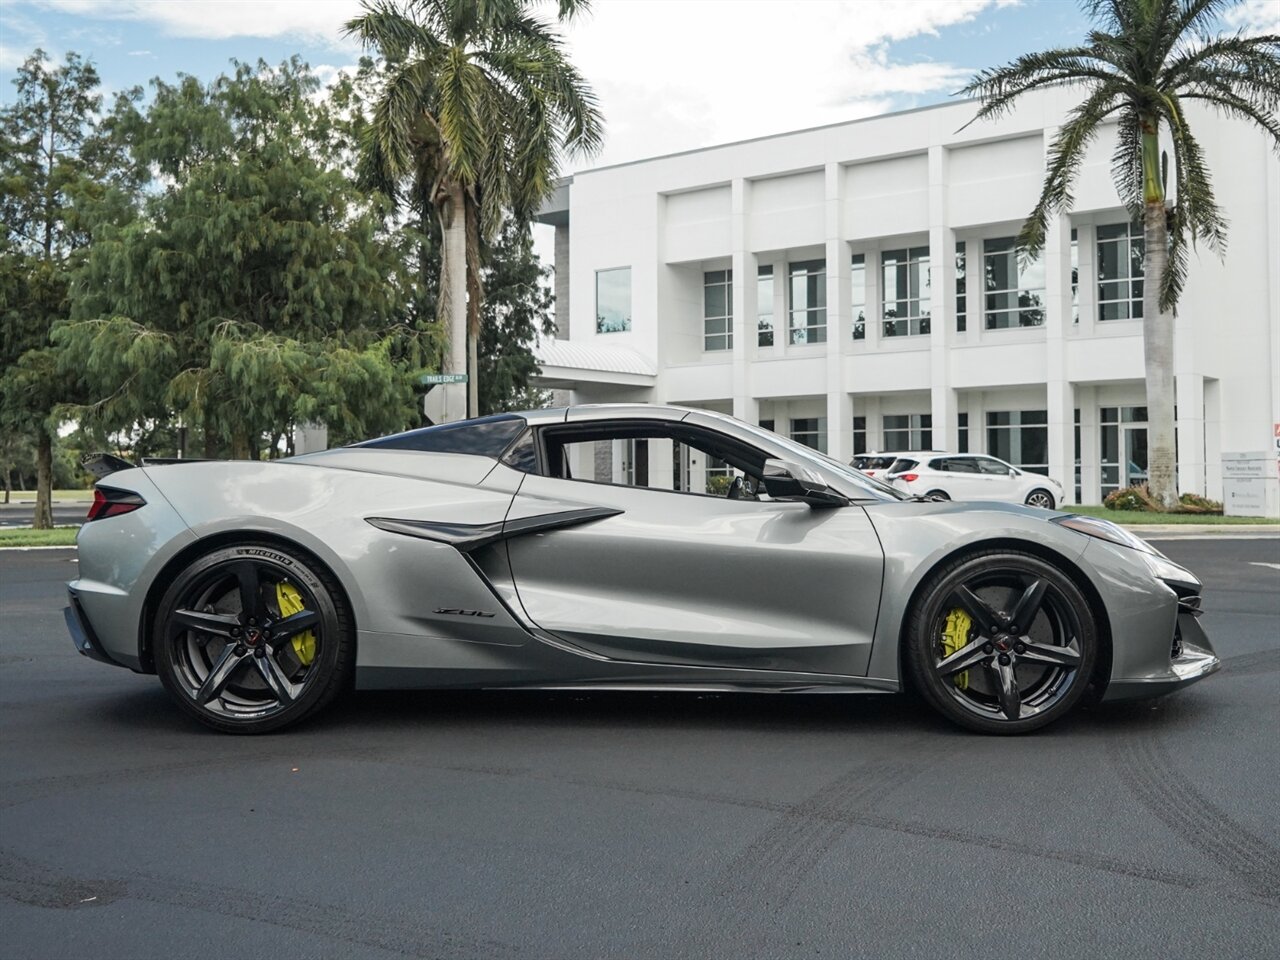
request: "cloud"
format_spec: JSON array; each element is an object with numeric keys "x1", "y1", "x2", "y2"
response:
[
  {"x1": 16, "y1": 0, "x2": 1014, "y2": 169},
  {"x1": 1224, "y1": 0, "x2": 1280, "y2": 36},
  {"x1": 0, "y1": 8, "x2": 48, "y2": 70},
  {"x1": 559, "y1": 0, "x2": 1014, "y2": 168},
  {"x1": 32, "y1": 0, "x2": 363, "y2": 46}
]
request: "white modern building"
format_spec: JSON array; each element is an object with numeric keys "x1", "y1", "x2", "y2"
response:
[{"x1": 534, "y1": 85, "x2": 1280, "y2": 506}]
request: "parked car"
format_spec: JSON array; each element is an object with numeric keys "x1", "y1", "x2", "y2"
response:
[
  {"x1": 850, "y1": 452, "x2": 938, "y2": 479},
  {"x1": 887, "y1": 453, "x2": 1064, "y2": 510},
  {"x1": 67, "y1": 405, "x2": 1213, "y2": 736}
]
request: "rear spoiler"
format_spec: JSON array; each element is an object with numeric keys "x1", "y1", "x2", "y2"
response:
[
  {"x1": 81, "y1": 452, "x2": 213, "y2": 480},
  {"x1": 81, "y1": 452, "x2": 135, "y2": 480}
]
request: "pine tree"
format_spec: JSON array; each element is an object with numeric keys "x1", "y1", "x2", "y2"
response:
[{"x1": 0, "y1": 50, "x2": 113, "y2": 527}]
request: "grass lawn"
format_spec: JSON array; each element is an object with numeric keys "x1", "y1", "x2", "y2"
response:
[
  {"x1": 0, "y1": 527, "x2": 80, "y2": 547},
  {"x1": 5, "y1": 489, "x2": 94, "y2": 503},
  {"x1": 1060, "y1": 504, "x2": 1279, "y2": 525}
]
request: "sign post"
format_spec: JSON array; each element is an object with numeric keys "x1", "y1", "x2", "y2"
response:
[{"x1": 420, "y1": 373, "x2": 470, "y2": 424}]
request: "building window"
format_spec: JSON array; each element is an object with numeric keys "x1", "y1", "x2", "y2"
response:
[
  {"x1": 788, "y1": 259, "x2": 826, "y2": 345},
  {"x1": 983, "y1": 237, "x2": 1044, "y2": 329},
  {"x1": 957, "y1": 411, "x2": 969, "y2": 453},
  {"x1": 757, "y1": 265, "x2": 774, "y2": 347},
  {"x1": 987, "y1": 410, "x2": 1048, "y2": 475},
  {"x1": 852, "y1": 415, "x2": 867, "y2": 455},
  {"x1": 851, "y1": 253, "x2": 866, "y2": 340},
  {"x1": 1097, "y1": 222, "x2": 1143, "y2": 321},
  {"x1": 595, "y1": 267, "x2": 631, "y2": 333},
  {"x1": 790, "y1": 417, "x2": 828, "y2": 454},
  {"x1": 703, "y1": 269, "x2": 732, "y2": 351},
  {"x1": 882, "y1": 246, "x2": 931, "y2": 337},
  {"x1": 1071, "y1": 228, "x2": 1080, "y2": 324},
  {"x1": 883, "y1": 413, "x2": 931, "y2": 451},
  {"x1": 955, "y1": 242, "x2": 966, "y2": 332},
  {"x1": 1074, "y1": 408, "x2": 1081, "y2": 502},
  {"x1": 759, "y1": 419, "x2": 775, "y2": 433}
]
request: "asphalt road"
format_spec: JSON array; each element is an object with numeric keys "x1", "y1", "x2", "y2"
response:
[
  {"x1": 0, "y1": 503, "x2": 89, "y2": 528},
  {"x1": 1, "y1": 538, "x2": 1278, "y2": 959}
]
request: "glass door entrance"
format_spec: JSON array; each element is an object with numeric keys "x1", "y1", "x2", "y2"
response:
[{"x1": 1100, "y1": 406, "x2": 1148, "y2": 498}]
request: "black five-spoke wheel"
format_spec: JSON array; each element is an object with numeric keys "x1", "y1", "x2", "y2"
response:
[
  {"x1": 906, "y1": 550, "x2": 1097, "y2": 734},
  {"x1": 154, "y1": 543, "x2": 354, "y2": 733}
]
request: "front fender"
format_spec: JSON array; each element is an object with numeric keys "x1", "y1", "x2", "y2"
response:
[{"x1": 860, "y1": 501, "x2": 1091, "y2": 684}]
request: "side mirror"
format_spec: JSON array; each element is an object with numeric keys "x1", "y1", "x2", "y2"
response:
[{"x1": 762, "y1": 458, "x2": 848, "y2": 508}]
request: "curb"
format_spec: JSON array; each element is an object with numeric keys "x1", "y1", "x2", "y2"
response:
[
  {"x1": 1129, "y1": 525, "x2": 1280, "y2": 538},
  {"x1": 0, "y1": 545, "x2": 78, "y2": 551}
]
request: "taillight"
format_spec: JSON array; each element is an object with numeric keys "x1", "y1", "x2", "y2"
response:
[
  {"x1": 899, "y1": 473, "x2": 919, "y2": 482},
  {"x1": 87, "y1": 486, "x2": 146, "y2": 521}
]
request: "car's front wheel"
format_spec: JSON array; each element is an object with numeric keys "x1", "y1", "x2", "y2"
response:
[
  {"x1": 1025, "y1": 488, "x2": 1056, "y2": 509},
  {"x1": 154, "y1": 542, "x2": 354, "y2": 734},
  {"x1": 904, "y1": 550, "x2": 1097, "y2": 734}
]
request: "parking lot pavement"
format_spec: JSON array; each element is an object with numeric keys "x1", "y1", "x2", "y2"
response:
[{"x1": 1, "y1": 539, "x2": 1278, "y2": 959}]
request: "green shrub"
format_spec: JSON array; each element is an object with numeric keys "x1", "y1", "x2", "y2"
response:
[
  {"x1": 1104, "y1": 485, "x2": 1158, "y2": 511},
  {"x1": 705, "y1": 475, "x2": 733, "y2": 496},
  {"x1": 1104, "y1": 485, "x2": 1225, "y2": 515},
  {"x1": 1177, "y1": 492, "x2": 1223, "y2": 514}
]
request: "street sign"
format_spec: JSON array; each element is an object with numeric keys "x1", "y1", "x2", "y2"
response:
[{"x1": 420, "y1": 373, "x2": 468, "y2": 385}]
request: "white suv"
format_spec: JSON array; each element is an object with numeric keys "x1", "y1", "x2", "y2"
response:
[{"x1": 886, "y1": 453, "x2": 1064, "y2": 510}]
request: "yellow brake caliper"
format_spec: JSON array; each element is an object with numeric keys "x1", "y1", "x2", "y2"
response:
[
  {"x1": 275, "y1": 582, "x2": 316, "y2": 666},
  {"x1": 941, "y1": 608, "x2": 973, "y2": 690}
]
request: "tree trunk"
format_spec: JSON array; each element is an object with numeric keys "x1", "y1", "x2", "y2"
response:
[
  {"x1": 203, "y1": 413, "x2": 217, "y2": 459},
  {"x1": 1140, "y1": 117, "x2": 1178, "y2": 509},
  {"x1": 465, "y1": 197, "x2": 484, "y2": 418},
  {"x1": 437, "y1": 179, "x2": 469, "y2": 422},
  {"x1": 3, "y1": 468, "x2": 11, "y2": 504},
  {"x1": 33, "y1": 425, "x2": 54, "y2": 531}
]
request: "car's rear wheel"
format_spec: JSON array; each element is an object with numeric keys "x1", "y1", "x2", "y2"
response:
[
  {"x1": 925, "y1": 489, "x2": 950, "y2": 501},
  {"x1": 154, "y1": 543, "x2": 354, "y2": 734},
  {"x1": 904, "y1": 550, "x2": 1096, "y2": 734},
  {"x1": 1025, "y1": 488, "x2": 1056, "y2": 509}
]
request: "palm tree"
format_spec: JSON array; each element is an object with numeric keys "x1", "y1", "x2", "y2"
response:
[
  {"x1": 961, "y1": 0, "x2": 1279, "y2": 507},
  {"x1": 346, "y1": 0, "x2": 603, "y2": 418}
]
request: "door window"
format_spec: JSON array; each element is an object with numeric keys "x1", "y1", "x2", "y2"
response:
[
  {"x1": 976, "y1": 457, "x2": 1011, "y2": 476},
  {"x1": 540, "y1": 421, "x2": 767, "y2": 499}
]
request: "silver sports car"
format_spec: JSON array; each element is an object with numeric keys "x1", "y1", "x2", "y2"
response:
[{"x1": 66, "y1": 404, "x2": 1219, "y2": 735}]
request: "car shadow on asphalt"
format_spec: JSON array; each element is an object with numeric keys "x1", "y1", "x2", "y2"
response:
[{"x1": 91, "y1": 681, "x2": 1228, "y2": 742}]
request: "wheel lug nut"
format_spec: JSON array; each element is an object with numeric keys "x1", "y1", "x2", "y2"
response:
[
  {"x1": 989, "y1": 625, "x2": 999, "y2": 635},
  {"x1": 234, "y1": 644, "x2": 246, "y2": 655},
  {"x1": 983, "y1": 643, "x2": 994, "y2": 655},
  {"x1": 254, "y1": 648, "x2": 266, "y2": 658},
  {"x1": 248, "y1": 618, "x2": 256, "y2": 626},
  {"x1": 230, "y1": 627, "x2": 240, "y2": 638},
  {"x1": 998, "y1": 653, "x2": 1011, "y2": 666},
  {"x1": 1009, "y1": 625, "x2": 1018, "y2": 634},
  {"x1": 1014, "y1": 642, "x2": 1026, "y2": 654}
]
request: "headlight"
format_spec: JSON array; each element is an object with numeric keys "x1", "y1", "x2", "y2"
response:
[{"x1": 1051, "y1": 514, "x2": 1157, "y2": 555}]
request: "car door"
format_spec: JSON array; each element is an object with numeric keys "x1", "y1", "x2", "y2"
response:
[
  {"x1": 503, "y1": 420, "x2": 885, "y2": 678},
  {"x1": 933, "y1": 457, "x2": 982, "y2": 498},
  {"x1": 973, "y1": 456, "x2": 1020, "y2": 501}
]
